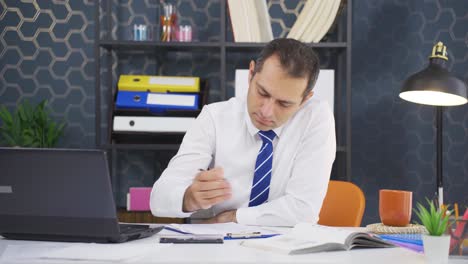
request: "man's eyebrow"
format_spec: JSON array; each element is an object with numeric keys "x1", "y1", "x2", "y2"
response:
[
  {"x1": 256, "y1": 83, "x2": 270, "y2": 96},
  {"x1": 257, "y1": 82, "x2": 296, "y2": 105}
]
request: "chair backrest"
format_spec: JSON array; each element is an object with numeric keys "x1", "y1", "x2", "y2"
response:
[{"x1": 318, "y1": 180, "x2": 365, "y2": 227}]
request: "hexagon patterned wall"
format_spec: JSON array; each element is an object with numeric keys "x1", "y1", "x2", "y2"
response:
[
  {"x1": 352, "y1": 0, "x2": 468, "y2": 224},
  {"x1": 1, "y1": 0, "x2": 466, "y2": 225},
  {"x1": 1, "y1": 1, "x2": 95, "y2": 148}
]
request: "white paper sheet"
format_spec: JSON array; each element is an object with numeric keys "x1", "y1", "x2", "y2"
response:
[
  {"x1": 1, "y1": 244, "x2": 62, "y2": 261},
  {"x1": 165, "y1": 222, "x2": 281, "y2": 236},
  {"x1": 1, "y1": 243, "x2": 170, "y2": 262},
  {"x1": 42, "y1": 243, "x2": 168, "y2": 261}
]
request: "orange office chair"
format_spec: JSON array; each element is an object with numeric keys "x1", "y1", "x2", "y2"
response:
[{"x1": 318, "y1": 180, "x2": 366, "y2": 227}]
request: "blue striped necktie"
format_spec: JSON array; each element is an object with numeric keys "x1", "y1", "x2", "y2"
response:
[{"x1": 249, "y1": 130, "x2": 276, "y2": 207}]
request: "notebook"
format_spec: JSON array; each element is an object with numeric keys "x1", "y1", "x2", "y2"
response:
[
  {"x1": 377, "y1": 234, "x2": 423, "y2": 253},
  {"x1": 378, "y1": 234, "x2": 423, "y2": 246},
  {"x1": 241, "y1": 224, "x2": 394, "y2": 254},
  {"x1": 0, "y1": 147, "x2": 162, "y2": 243}
]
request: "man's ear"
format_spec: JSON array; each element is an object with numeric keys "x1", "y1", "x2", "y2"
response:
[
  {"x1": 248, "y1": 60, "x2": 255, "y2": 82},
  {"x1": 301, "y1": 90, "x2": 314, "y2": 105}
]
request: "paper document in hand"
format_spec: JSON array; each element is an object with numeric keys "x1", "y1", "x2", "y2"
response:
[{"x1": 241, "y1": 224, "x2": 394, "y2": 254}]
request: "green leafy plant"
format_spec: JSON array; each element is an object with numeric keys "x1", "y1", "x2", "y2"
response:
[
  {"x1": 0, "y1": 100, "x2": 65, "y2": 148},
  {"x1": 414, "y1": 198, "x2": 451, "y2": 236}
]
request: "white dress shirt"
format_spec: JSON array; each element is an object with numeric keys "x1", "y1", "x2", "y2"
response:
[{"x1": 150, "y1": 96, "x2": 336, "y2": 226}]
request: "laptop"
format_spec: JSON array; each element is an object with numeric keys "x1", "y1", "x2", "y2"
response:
[{"x1": 0, "y1": 147, "x2": 162, "y2": 243}]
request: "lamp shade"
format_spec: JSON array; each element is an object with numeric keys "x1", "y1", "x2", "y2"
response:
[{"x1": 399, "y1": 42, "x2": 468, "y2": 106}]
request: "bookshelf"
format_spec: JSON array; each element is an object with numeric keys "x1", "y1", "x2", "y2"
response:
[{"x1": 95, "y1": 0, "x2": 352, "y2": 211}]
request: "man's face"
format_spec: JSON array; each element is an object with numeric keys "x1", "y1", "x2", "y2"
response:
[{"x1": 247, "y1": 55, "x2": 313, "y2": 131}]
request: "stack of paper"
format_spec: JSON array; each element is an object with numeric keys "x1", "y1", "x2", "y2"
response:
[
  {"x1": 287, "y1": 0, "x2": 341, "y2": 43},
  {"x1": 227, "y1": 0, "x2": 273, "y2": 42}
]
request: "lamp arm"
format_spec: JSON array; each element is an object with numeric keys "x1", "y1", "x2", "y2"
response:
[{"x1": 436, "y1": 106, "x2": 443, "y2": 208}]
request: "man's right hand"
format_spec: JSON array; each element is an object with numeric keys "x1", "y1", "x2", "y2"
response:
[{"x1": 182, "y1": 167, "x2": 232, "y2": 212}]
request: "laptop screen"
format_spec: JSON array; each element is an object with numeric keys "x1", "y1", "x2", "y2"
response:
[{"x1": 0, "y1": 148, "x2": 119, "y2": 238}]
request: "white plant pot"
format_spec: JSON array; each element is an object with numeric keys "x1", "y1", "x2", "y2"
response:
[{"x1": 422, "y1": 234, "x2": 450, "y2": 263}]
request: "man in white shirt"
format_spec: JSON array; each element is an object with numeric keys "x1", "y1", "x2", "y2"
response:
[{"x1": 150, "y1": 38, "x2": 336, "y2": 226}]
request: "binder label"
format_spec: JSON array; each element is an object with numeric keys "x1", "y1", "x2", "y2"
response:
[
  {"x1": 147, "y1": 93, "x2": 196, "y2": 107},
  {"x1": 149, "y1": 77, "x2": 196, "y2": 86},
  {"x1": 0, "y1": 186, "x2": 13, "y2": 193}
]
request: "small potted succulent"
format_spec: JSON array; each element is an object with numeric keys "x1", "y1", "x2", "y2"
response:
[{"x1": 414, "y1": 198, "x2": 451, "y2": 263}]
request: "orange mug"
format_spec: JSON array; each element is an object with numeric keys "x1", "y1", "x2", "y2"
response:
[{"x1": 379, "y1": 189, "x2": 412, "y2": 227}]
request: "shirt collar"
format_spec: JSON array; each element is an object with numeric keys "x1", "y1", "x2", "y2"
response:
[{"x1": 243, "y1": 101, "x2": 284, "y2": 139}]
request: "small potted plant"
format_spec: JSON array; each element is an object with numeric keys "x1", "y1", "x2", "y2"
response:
[
  {"x1": 414, "y1": 198, "x2": 451, "y2": 263},
  {"x1": 0, "y1": 100, "x2": 65, "y2": 147}
]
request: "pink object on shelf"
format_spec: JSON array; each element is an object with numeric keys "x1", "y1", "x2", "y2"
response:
[
  {"x1": 127, "y1": 187, "x2": 152, "y2": 211},
  {"x1": 178, "y1": 25, "x2": 192, "y2": 42}
]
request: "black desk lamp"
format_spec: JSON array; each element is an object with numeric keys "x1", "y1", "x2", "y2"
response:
[{"x1": 399, "y1": 41, "x2": 467, "y2": 208}]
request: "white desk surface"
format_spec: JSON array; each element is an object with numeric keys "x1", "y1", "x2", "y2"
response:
[{"x1": 0, "y1": 225, "x2": 466, "y2": 264}]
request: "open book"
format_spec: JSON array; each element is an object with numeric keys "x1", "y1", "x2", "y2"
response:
[{"x1": 241, "y1": 223, "x2": 394, "y2": 254}]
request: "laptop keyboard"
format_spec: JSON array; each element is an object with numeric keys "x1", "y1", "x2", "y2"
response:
[{"x1": 119, "y1": 223, "x2": 150, "y2": 234}]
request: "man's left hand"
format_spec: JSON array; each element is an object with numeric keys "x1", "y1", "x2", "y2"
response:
[{"x1": 202, "y1": 209, "x2": 237, "y2": 224}]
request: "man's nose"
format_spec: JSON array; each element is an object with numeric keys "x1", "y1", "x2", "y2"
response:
[{"x1": 260, "y1": 99, "x2": 274, "y2": 118}]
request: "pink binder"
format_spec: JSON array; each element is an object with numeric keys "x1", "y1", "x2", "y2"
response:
[{"x1": 127, "y1": 187, "x2": 152, "y2": 211}]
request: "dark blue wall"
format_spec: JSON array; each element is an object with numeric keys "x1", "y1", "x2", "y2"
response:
[
  {"x1": 0, "y1": 0, "x2": 466, "y2": 225},
  {"x1": 352, "y1": 0, "x2": 467, "y2": 225},
  {"x1": 0, "y1": 1, "x2": 96, "y2": 147}
]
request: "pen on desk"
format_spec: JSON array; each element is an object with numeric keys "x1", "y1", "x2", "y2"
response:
[
  {"x1": 225, "y1": 232, "x2": 279, "y2": 240},
  {"x1": 226, "y1": 232, "x2": 262, "y2": 238},
  {"x1": 163, "y1": 226, "x2": 193, "y2": 235}
]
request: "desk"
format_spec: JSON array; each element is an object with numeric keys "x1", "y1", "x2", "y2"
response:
[
  {"x1": 0, "y1": 226, "x2": 466, "y2": 264},
  {"x1": 117, "y1": 209, "x2": 185, "y2": 224}
]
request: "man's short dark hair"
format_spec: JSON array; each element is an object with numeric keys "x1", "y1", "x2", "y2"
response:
[{"x1": 253, "y1": 38, "x2": 320, "y2": 99}]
